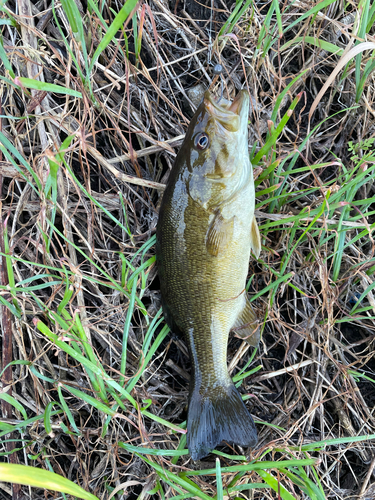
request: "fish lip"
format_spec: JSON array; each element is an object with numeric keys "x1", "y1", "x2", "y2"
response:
[
  {"x1": 203, "y1": 90, "x2": 249, "y2": 130},
  {"x1": 228, "y1": 90, "x2": 249, "y2": 118}
]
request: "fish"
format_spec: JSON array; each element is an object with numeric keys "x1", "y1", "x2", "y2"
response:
[{"x1": 156, "y1": 90, "x2": 261, "y2": 460}]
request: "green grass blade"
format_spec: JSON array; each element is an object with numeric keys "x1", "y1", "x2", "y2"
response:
[
  {"x1": 228, "y1": 483, "x2": 268, "y2": 494},
  {"x1": 355, "y1": 0, "x2": 370, "y2": 99},
  {"x1": 74, "y1": 314, "x2": 108, "y2": 402},
  {"x1": 35, "y1": 319, "x2": 111, "y2": 380},
  {"x1": 119, "y1": 442, "x2": 189, "y2": 457},
  {"x1": 348, "y1": 370, "x2": 375, "y2": 384},
  {"x1": 250, "y1": 272, "x2": 294, "y2": 302},
  {"x1": 0, "y1": 393, "x2": 27, "y2": 420},
  {"x1": 57, "y1": 385, "x2": 81, "y2": 435},
  {"x1": 60, "y1": 0, "x2": 79, "y2": 33},
  {"x1": 184, "y1": 459, "x2": 318, "y2": 476},
  {"x1": 2, "y1": 223, "x2": 20, "y2": 313},
  {"x1": 0, "y1": 37, "x2": 15, "y2": 78},
  {"x1": 256, "y1": 1, "x2": 275, "y2": 54},
  {"x1": 367, "y1": 1, "x2": 375, "y2": 31},
  {"x1": 61, "y1": 155, "x2": 131, "y2": 237},
  {"x1": 133, "y1": 454, "x2": 214, "y2": 500},
  {"x1": 57, "y1": 279, "x2": 74, "y2": 314},
  {"x1": 219, "y1": 0, "x2": 252, "y2": 37},
  {"x1": 285, "y1": 433, "x2": 375, "y2": 452},
  {"x1": 0, "y1": 423, "x2": 15, "y2": 432},
  {"x1": 350, "y1": 280, "x2": 375, "y2": 314},
  {"x1": 0, "y1": 411, "x2": 63, "y2": 439},
  {"x1": 89, "y1": 0, "x2": 139, "y2": 74},
  {"x1": 44, "y1": 401, "x2": 60, "y2": 435},
  {"x1": 0, "y1": 463, "x2": 99, "y2": 500},
  {"x1": 0, "y1": 131, "x2": 41, "y2": 191},
  {"x1": 356, "y1": 56, "x2": 375, "y2": 102},
  {"x1": 280, "y1": 468, "x2": 325, "y2": 500},
  {"x1": 59, "y1": 0, "x2": 88, "y2": 77},
  {"x1": 126, "y1": 324, "x2": 169, "y2": 393},
  {"x1": 257, "y1": 470, "x2": 296, "y2": 500},
  {"x1": 0, "y1": 360, "x2": 30, "y2": 378},
  {"x1": 120, "y1": 276, "x2": 137, "y2": 385},
  {"x1": 171, "y1": 432, "x2": 187, "y2": 466},
  {"x1": 61, "y1": 384, "x2": 116, "y2": 416},
  {"x1": 273, "y1": 0, "x2": 283, "y2": 38},
  {"x1": 86, "y1": 0, "x2": 107, "y2": 25},
  {"x1": 280, "y1": 36, "x2": 343, "y2": 56},
  {"x1": 271, "y1": 0, "x2": 337, "y2": 50},
  {"x1": 215, "y1": 458, "x2": 224, "y2": 500},
  {"x1": 29, "y1": 364, "x2": 55, "y2": 383},
  {"x1": 51, "y1": 0, "x2": 86, "y2": 83},
  {"x1": 0, "y1": 295, "x2": 21, "y2": 318},
  {"x1": 16, "y1": 77, "x2": 82, "y2": 97},
  {"x1": 252, "y1": 92, "x2": 302, "y2": 165}
]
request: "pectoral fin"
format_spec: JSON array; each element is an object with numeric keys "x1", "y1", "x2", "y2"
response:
[
  {"x1": 250, "y1": 216, "x2": 261, "y2": 259},
  {"x1": 231, "y1": 300, "x2": 260, "y2": 347},
  {"x1": 206, "y1": 212, "x2": 234, "y2": 257}
]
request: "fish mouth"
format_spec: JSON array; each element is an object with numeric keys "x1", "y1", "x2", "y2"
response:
[{"x1": 204, "y1": 90, "x2": 249, "y2": 132}]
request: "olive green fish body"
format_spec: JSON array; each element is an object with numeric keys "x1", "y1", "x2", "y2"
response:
[{"x1": 156, "y1": 91, "x2": 260, "y2": 460}]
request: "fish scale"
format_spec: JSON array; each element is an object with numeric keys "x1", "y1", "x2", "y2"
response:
[{"x1": 156, "y1": 90, "x2": 261, "y2": 460}]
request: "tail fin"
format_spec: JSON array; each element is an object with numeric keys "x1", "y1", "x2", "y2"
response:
[{"x1": 187, "y1": 380, "x2": 257, "y2": 460}]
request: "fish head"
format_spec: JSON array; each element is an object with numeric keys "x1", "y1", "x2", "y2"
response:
[{"x1": 182, "y1": 90, "x2": 251, "y2": 210}]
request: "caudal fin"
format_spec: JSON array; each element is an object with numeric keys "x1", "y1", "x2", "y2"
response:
[{"x1": 187, "y1": 380, "x2": 257, "y2": 460}]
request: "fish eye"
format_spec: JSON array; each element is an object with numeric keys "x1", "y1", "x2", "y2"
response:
[{"x1": 194, "y1": 133, "x2": 209, "y2": 150}]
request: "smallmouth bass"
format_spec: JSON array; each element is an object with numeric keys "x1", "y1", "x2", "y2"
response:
[{"x1": 156, "y1": 90, "x2": 261, "y2": 460}]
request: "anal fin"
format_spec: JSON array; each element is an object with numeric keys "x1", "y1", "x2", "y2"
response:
[
  {"x1": 206, "y1": 212, "x2": 235, "y2": 257},
  {"x1": 231, "y1": 300, "x2": 260, "y2": 347}
]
